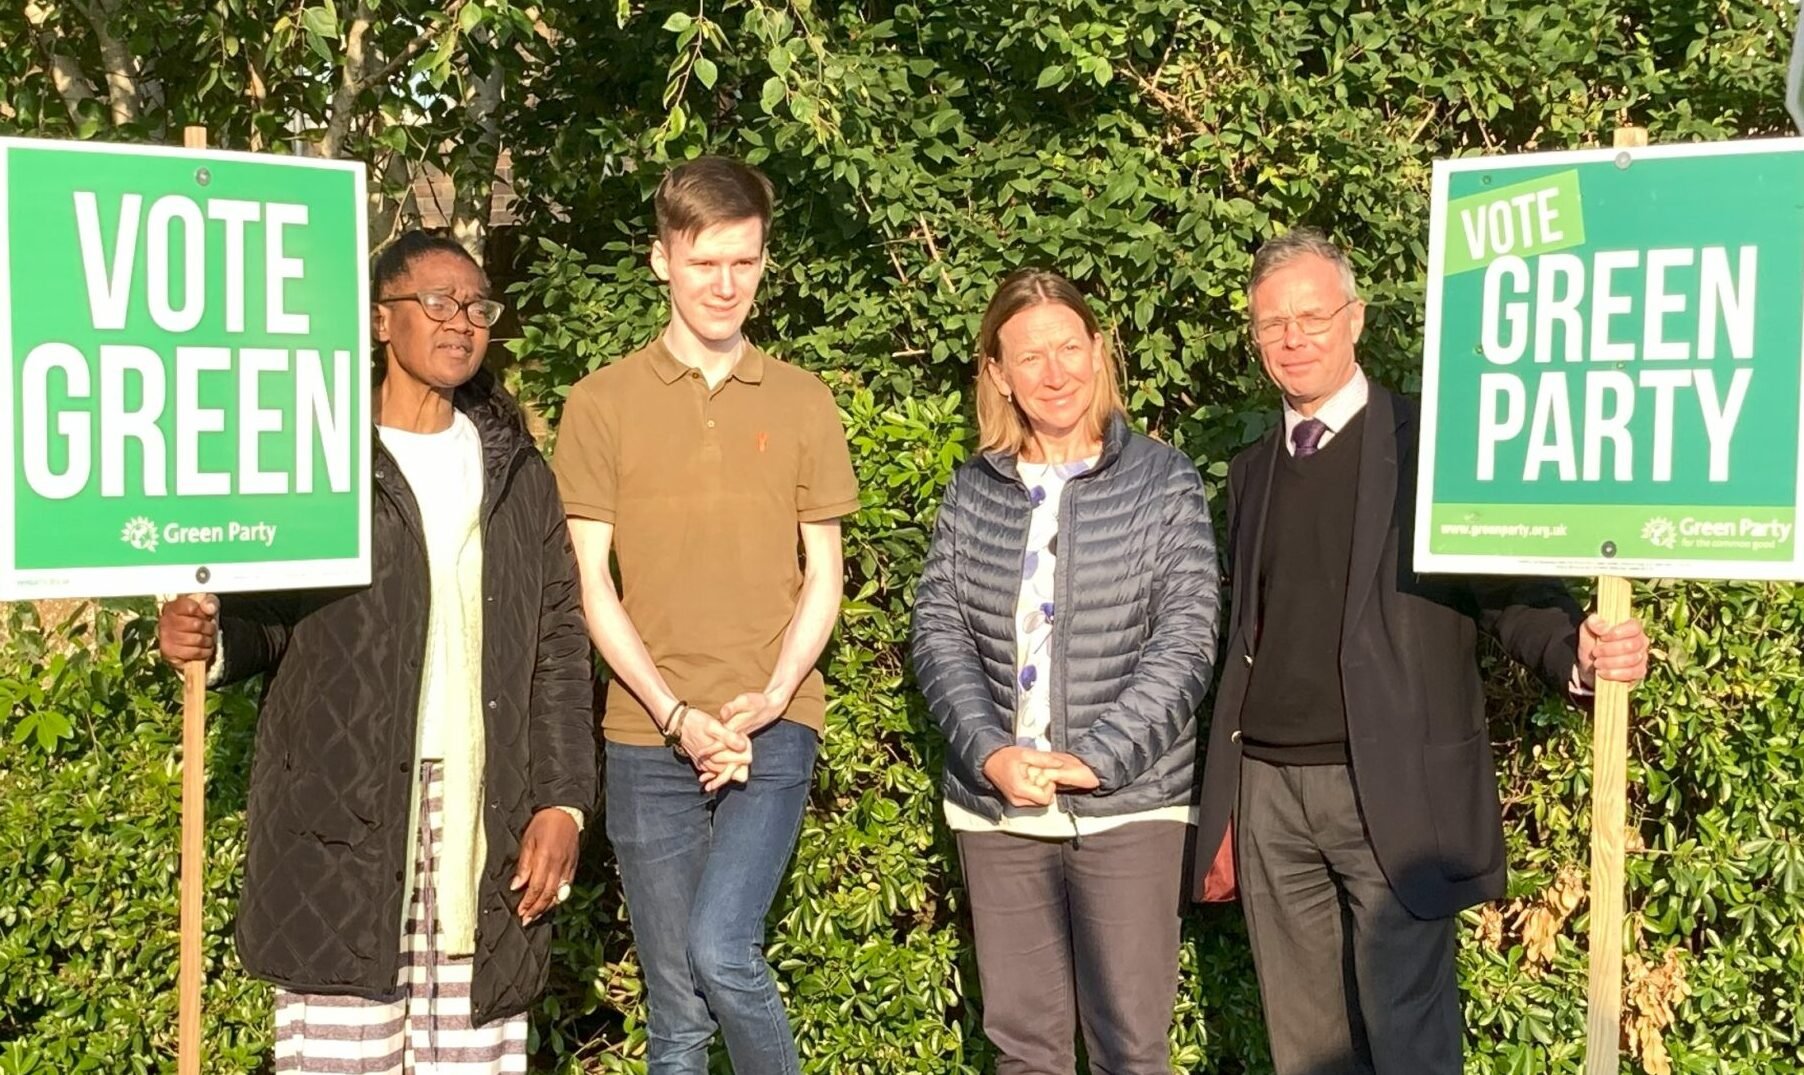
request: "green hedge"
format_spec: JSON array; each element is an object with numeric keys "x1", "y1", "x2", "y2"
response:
[{"x1": 6, "y1": 0, "x2": 1804, "y2": 1071}]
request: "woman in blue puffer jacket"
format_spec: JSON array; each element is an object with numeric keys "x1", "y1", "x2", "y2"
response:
[{"x1": 911, "y1": 268, "x2": 1220, "y2": 1075}]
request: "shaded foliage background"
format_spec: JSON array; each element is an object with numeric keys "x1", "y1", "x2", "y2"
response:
[{"x1": 3, "y1": 0, "x2": 1804, "y2": 1071}]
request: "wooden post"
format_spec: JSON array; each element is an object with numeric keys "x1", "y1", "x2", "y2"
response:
[
  {"x1": 1583, "y1": 114, "x2": 1648, "y2": 1075},
  {"x1": 177, "y1": 124, "x2": 209, "y2": 1075},
  {"x1": 1584, "y1": 573, "x2": 1634, "y2": 1074}
]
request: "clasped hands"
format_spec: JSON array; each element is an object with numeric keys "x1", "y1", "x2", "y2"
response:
[
  {"x1": 676, "y1": 689, "x2": 788, "y2": 792},
  {"x1": 982, "y1": 745, "x2": 1101, "y2": 808}
]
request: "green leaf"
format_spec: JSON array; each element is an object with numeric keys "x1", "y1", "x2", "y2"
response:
[
  {"x1": 760, "y1": 76, "x2": 786, "y2": 114},
  {"x1": 298, "y1": 5, "x2": 337, "y2": 39},
  {"x1": 693, "y1": 57, "x2": 718, "y2": 90},
  {"x1": 1036, "y1": 64, "x2": 1065, "y2": 89},
  {"x1": 305, "y1": 29, "x2": 334, "y2": 64},
  {"x1": 662, "y1": 11, "x2": 693, "y2": 33},
  {"x1": 33, "y1": 711, "x2": 73, "y2": 752},
  {"x1": 416, "y1": 28, "x2": 461, "y2": 78}
]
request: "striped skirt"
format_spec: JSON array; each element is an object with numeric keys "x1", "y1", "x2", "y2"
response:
[{"x1": 274, "y1": 760, "x2": 527, "y2": 1074}]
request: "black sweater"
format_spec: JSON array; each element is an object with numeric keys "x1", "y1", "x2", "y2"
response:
[{"x1": 1241, "y1": 409, "x2": 1364, "y2": 765}]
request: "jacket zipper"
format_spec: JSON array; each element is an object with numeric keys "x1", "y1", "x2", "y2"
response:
[
  {"x1": 467, "y1": 442, "x2": 528, "y2": 977},
  {"x1": 1050, "y1": 473, "x2": 1081, "y2": 847},
  {"x1": 372, "y1": 440, "x2": 433, "y2": 989},
  {"x1": 997, "y1": 439, "x2": 1112, "y2": 845}
]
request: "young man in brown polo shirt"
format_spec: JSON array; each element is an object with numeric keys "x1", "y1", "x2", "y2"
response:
[{"x1": 551, "y1": 157, "x2": 858, "y2": 1075}]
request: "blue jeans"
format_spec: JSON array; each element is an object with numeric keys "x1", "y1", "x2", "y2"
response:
[{"x1": 605, "y1": 719, "x2": 818, "y2": 1075}]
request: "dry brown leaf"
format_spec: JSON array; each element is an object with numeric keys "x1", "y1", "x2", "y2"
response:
[
  {"x1": 1546, "y1": 865, "x2": 1587, "y2": 916},
  {"x1": 1625, "y1": 949, "x2": 1690, "y2": 1075},
  {"x1": 1513, "y1": 865, "x2": 1587, "y2": 968},
  {"x1": 1474, "y1": 904, "x2": 1505, "y2": 951}
]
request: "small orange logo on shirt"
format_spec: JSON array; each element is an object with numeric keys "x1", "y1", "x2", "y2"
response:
[{"x1": 757, "y1": 432, "x2": 769, "y2": 453}]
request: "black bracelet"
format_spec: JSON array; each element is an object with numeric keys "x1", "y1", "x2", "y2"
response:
[{"x1": 662, "y1": 699, "x2": 689, "y2": 751}]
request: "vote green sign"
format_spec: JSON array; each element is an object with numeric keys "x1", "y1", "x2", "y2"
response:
[
  {"x1": 1416, "y1": 138, "x2": 1804, "y2": 580},
  {"x1": 0, "y1": 139, "x2": 369, "y2": 599}
]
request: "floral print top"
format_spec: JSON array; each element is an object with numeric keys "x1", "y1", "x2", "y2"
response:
[{"x1": 1011, "y1": 457, "x2": 1093, "y2": 751}]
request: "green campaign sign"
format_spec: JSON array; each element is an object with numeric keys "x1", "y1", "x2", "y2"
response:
[
  {"x1": 1416, "y1": 138, "x2": 1804, "y2": 580},
  {"x1": 1, "y1": 139, "x2": 369, "y2": 599}
]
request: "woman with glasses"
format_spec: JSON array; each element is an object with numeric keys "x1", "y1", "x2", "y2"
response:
[
  {"x1": 911, "y1": 268, "x2": 1219, "y2": 1073},
  {"x1": 156, "y1": 230, "x2": 596, "y2": 1074}
]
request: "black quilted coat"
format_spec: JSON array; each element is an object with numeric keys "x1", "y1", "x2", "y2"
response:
[
  {"x1": 217, "y1": 369, "x2": 597, "y2": 1025},
  {"x1": 911, "y1": 414, "x2": 1220, "y2": 822}
]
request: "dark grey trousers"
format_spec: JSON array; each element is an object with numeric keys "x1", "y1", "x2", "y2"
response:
[
  {"x1": 956, "y1": 821, "x2": 1188, "y2": 1075},
  {"x1": 1237, "y1": 759, "x2": 1462, "y2": 1075}
]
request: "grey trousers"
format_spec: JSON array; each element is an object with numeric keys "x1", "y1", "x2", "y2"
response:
[
  {"x1": 956, "y1": 821, "x2": 1188, "y2": 1075},
  {"x1": 1237, "y1": 759, "x2": 1462, "y2": 1075}
]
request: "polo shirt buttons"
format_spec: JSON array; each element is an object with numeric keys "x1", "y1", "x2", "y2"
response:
[
  {"x1": 706, "y1": 420, "x2": 716, "y2": 428},
  {"x1": 488, "y1": 700, "x2": 497, "y2": 710}
]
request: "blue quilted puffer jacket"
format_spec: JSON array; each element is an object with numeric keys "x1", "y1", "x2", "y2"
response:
[{"x1": 911, "y1": 413, "x2": 1221, "y2": 823}]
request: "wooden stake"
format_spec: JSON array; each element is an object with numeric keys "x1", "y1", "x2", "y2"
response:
[
  {"x1": 1585, "y1": 573, "x2": 1634, "y2": 1073},
  {"x1": 179, "y1": 656, "x2": 206, "y2": 1075},
  {"x1": 1584, "y1": 125, "x2": 1647, "y2": 1074},
  {"x1": 177, "y1": 123, "x2": 209, "y2": 1075}
]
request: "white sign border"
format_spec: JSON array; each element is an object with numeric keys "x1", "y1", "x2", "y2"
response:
[
  {"x1": 0, "y1": 137, "x2": 371, "y2": 601},
  {"x1": 1414, "y1": 136, "x2": 1804, "y2": 581}
]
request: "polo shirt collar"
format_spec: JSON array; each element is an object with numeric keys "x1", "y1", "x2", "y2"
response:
[
  {"x1": 648, "y1": 338, "x2": 766, "y2": 385},
  {"x1": 730, "y1": 345, "x2": 765, "y2": 384}
]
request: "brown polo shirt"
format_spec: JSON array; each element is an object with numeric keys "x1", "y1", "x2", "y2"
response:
[{"x1": 551, "y1": 339, "x2": 860, "y2": 746}]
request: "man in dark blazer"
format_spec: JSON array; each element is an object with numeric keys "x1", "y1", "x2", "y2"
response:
[{"x1": 1191, "y1": 228, "x2": 1650, "y2": 1074}]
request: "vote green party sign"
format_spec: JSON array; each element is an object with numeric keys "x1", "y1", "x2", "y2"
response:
[
  {"x1": 1, "y1": 139, "x2": 369, "y2": 599},
  {"x1": 1416, "y1": 138, "x2": 1804, "y2": 580}
]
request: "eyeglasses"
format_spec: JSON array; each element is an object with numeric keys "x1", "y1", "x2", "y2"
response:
[
  {"x1": 1250, "y1": 299, "x2": 1356, "y2": 345},
  {"x1": 377, "y1": 291, "x2": 505, "y2": 329}
]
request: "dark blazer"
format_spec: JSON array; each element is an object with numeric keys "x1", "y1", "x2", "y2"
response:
[
  {"x1": 1192, "y1": 384, "x2": 1583, "y2": 919},
  {"x1": 220, "y1": 370, "x2": 598, "y2": 1025}
]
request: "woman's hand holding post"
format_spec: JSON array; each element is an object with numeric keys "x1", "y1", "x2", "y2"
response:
[{"x1": 157, "y1": 595, "x2": 219, "y2": 666}]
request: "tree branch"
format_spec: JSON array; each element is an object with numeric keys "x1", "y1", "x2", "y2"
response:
[
  {"x1": 914, "y1": 213, "x2": 954, "y2": 292},
  {"x1": 1121, "y1": 59, "x2": 1204, "y2": 136},
  {"x1": 354, "y1": 0, "x2": 473, "y2": 97},
  {"x1": 69, "y1": 0, "x2": 142, "y2": 126},
  {"x1": 368, "y1": 146, "x2": 416, "y2": 251},
  {"x1": 43, "y1": 47, "x2": 100, "y2": 121},
  {"x1": 451, "y1": 35, "x2": 506, "y2": 262},
  {"x1": 322, "y1": 0, "x2": 472, "y2": 159},
  {"x1": 320, "y1": 1, "x2": 375, "y2": 158},
  {"x1": 24, "y1": 3, "x2": 100, "y2": 123}
]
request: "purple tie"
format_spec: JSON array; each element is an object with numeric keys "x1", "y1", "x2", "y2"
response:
[{"x1": 1292, "y1": 418, "x2": 1328, "y2": 458}]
